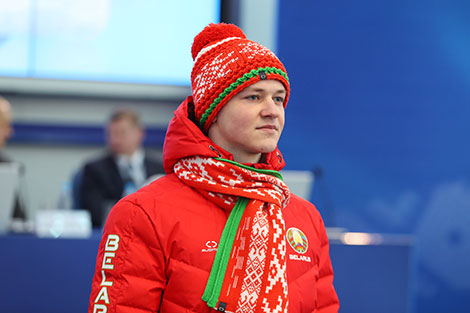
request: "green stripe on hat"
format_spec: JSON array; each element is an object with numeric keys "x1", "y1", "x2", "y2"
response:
[{"x1": 199, "y1": 66, "x2": 289, "y2": 129}]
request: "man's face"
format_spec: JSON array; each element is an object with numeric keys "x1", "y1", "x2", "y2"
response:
[
  {"x1": 208, "y1": 79, "x2": 286, "y2": 163},
  {"x1": 107, "y1": 118, "x2": 143, "y2": 156},
  {"x1": 0, "y1": 102, "x2": 13, "y2": 149}
]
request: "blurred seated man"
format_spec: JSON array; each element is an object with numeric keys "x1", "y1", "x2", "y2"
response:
[
  {"x1": 79, "y1": 108, "x2": 164, "y2": 228},
  {"x1": 0, "y1": 96, "x2": 26, "y2": 220}
]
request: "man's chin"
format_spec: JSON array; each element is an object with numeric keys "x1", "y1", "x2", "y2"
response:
[{"x1": 257, "y1": 144, "x2": 277, "y2": 154}]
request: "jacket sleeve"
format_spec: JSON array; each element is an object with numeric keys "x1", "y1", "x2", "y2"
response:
[
  {"x1": 316, "y1": 217, "x2": 340, "y2": 313},
  {"x1": 88, "y1": 198, "x2": 166, "y2": 313}
]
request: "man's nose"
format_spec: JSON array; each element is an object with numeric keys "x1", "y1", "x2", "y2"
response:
[{"x1": 260, "y1": 97, "x2": 281, "y2": 117}]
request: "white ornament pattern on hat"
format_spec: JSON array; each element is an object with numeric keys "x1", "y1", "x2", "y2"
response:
[{"x1": 194, "y1": 36, "x2": 241, "y2": 63}]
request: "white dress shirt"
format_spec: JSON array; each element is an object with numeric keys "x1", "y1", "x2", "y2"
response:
[{"x1": 116, "y1": 149, "x2": 146, "y2": 188}]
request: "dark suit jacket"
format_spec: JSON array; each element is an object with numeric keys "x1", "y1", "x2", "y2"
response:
[
  {"x1": 0, "y1": 153, "x2": 26, "y2": 219},
  {"x1": 78, "y1": 152, "x2": 164, "y2": 227}
]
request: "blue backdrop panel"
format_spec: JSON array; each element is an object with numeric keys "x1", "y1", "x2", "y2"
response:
[
  {"x1": 10, "y1": 122, "x2": 166, "y2": 147},
  {"x1": 277, "y1": 1, "x2": 470, "y2": 312}
]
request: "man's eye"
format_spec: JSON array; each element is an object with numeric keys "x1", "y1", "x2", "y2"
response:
[
  {"x1": 247, "y1": 95, "x2": 258, "y2": 100},
  {"x1": 274, "y1": 97, "x2": 284, "y2": 103}
]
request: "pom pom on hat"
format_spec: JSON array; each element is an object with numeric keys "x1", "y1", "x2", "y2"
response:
[
  {"x1": 191, "y1": 23, "x2": 290, "y2": 132},
  {"x1": 191, "y1": 23, "x2": 246, "y2": 60}
]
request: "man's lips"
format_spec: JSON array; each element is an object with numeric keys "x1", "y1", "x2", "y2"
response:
[{"x1": 257, "y1": 125, "x2": 278, "y2": 130}]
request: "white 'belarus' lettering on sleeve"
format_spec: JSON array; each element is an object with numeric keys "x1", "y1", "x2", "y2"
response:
[
  {"x1": 93, "y1": 304, "x2": 107, "y2": 313},
  {"x1": 95, "y1": 287, "x2": 110, "y2": 304},
  {"x1": 101, "y1": 270, "x2": 113, "y2": 286},
  {"x1": 105, "y1": 234, "x2": 120, "y2": 251},
  {"x1": 93, "y1": 234, "x2": 120, "y2": 313},
  {"x1": 102, "y1": 252, "x2": 116, "y2": 269}
]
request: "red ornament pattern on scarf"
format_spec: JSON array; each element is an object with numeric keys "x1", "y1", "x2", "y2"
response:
[{"x1": 174, "y1": 156, "x2": 290, "y2": 313}]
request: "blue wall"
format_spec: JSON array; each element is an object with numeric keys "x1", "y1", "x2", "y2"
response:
[{"x1": 277, "y1": 1, "x2": 470, "y2": 312}]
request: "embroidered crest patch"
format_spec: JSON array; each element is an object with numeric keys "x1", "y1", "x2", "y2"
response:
[{"x1": 286, "y1": 227, "x2": 308, "y2": 254}]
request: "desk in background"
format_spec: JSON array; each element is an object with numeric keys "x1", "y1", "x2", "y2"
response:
[
  {"x1": 0, "y1": 232, "x2": 414, "y2": 313},
  {"x1": 328, "y1": 231, "x2": 415, "y2": 313},
  {"x1": 0, "y1": 232, "x2": 101, "y2": 313}
]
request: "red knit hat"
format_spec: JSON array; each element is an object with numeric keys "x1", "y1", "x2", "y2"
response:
[{"x1": 191, "y1": 23, "x2": 290, "y2": 132}]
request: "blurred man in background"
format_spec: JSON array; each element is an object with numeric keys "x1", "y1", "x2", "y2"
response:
[
  {"x1": 0, "y1": 97, "x2": 13, "y2": 152},
  {"x1": 78, "y1": 108, "x2": 164, "y2": 228},
  {"x1": 0, "y1": 96, "x2": 26, "y2": 220}
]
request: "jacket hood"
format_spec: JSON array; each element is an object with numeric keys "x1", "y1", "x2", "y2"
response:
[{"x1": 163, "y1": 96, "x2": 286, "y2": 174}]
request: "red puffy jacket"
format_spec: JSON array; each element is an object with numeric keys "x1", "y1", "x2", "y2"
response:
[{"x1": 88, "y1": 98, "x2": 339, "y2": 313}]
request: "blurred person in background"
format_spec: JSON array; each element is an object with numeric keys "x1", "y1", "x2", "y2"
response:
[
  {"x1": 0, "y1": 96, "x2": 26, "y2": 220},
  {"x1": 0, "y1": 97, "x2": 12, "y2": 152},
  {"x1": 78, "y1": 108, "x2": 164, "y2": 228},
  {"x1": 88, "y1": 23, "x2": 338, "y2": 313}
]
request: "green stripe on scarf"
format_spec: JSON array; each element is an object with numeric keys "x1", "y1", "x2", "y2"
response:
[
  {"x1": 202, "y1": 197, "x2": 249, "y2": 308},
  {"x1": 202, "y1": 158, "x2": 285, "y2": 309},
  {"x1": 215, "y1": 158, "x2": 284, "y2": 180}
]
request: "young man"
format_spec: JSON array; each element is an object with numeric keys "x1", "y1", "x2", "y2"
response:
[{"x1": 89, "y1": 23, "x2": 339, "y2": 313}]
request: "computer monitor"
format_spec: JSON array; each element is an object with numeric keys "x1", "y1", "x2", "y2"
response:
[{"x1": 280, "y1": 170, "x2": 314, "y2": 200}]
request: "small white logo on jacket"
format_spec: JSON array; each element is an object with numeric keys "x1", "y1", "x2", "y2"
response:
[{"x1": 202, "y1": 240, "x2": 218, "y2": 252}]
